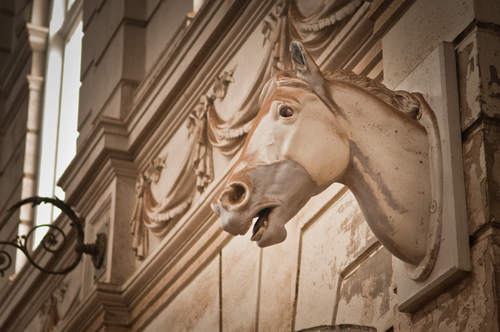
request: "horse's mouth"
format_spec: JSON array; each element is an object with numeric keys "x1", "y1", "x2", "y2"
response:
[{"x1": 251, "y1": 207, "x2": 273, "y2": 242}]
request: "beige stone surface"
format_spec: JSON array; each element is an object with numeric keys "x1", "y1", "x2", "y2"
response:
[
  {"x1": 336, "y1": 248, "x2": 393, "y2": 331},
  {"x1": 221, "y1": 233, "x2": 260, "y2": 332},
  {"x1": 457, "y1": 28, "x2": 500, "y2": 130},
  {"x1": 109, "y1": 175, "x2": 137, "y2": 284},
  {"x1": 475, "y1": 29, "x2": 500, "y2": 121},
  {"x1": 258, "y1": 216, "x2": 301, "y2": 332},
  {"x1": 459, "y1": 28, "x2": 500, "y2": 234},
  {"x1": 143, "y1": 256, "x2": 220, "y2": 332},
  {"x1": 80, "y1": 27, "x2": 130, "y2": 119},
  {"x1": 294, "y1": 183, "x2": 346, "y2": 229},
  {"x1": 394, "y1": 235, "x2": 499, "y2": 331},
  {"x1": 382, "y1": 0, "x2": 474, "y2": 88},
  {"x1": 144, "y1": 0, "x2": 191, "y2": 73},
  {"x1": 463, "y1": 124, "x2": 489, "y2": 234},
  {"x1": 79, "y1": 1, "x2": 146, "y2": 148},
  {"x1": 214, "y1": 24, "x2": 268, "y2": 123},
  {"x1": 456, "y1": 30, "x2": 483, "y2": 131},
  {"x1": 295, "y1": 190, "x2": 375, "y2": 330}
]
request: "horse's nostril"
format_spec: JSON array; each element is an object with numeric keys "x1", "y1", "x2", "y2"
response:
[{"x1": 221, "y1": 182, "x2": 248, "y2": 210}]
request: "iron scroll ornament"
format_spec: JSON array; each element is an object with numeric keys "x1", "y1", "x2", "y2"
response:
[{"x1": 0, "y1": 196, "x2": 106, "y2": 277}]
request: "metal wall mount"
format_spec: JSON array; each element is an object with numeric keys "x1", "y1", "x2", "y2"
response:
[{"x1": 0, "y1": 196, "x2": 106, "y2": 277}]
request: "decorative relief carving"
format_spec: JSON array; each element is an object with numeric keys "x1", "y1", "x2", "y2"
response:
[
  {"x1": 130, "y1": 154, "x2": 193, "y2": 259},
  {"x1": 144, "y1": 156, "x2": 166, "y2": 183},
  {"x1": 189, "y1": 97, "x2": 214, "y2": 193},
  {"x1": 129, "y1": 0, "x2": 297, "y2": 259},
  {"x1": 288, "y1": 0, "x2": 373, "y2": 62},
  {"x1": 130, "y1": 157, "x2": 168, "y2": 259},
  {"x1": 130, "y1": 69, "x2": 238, "y2": 259},
  {"x1": 189, "y1": 69, "x2": 235, "y2": 191},
  {"x1": 207, "y1": 2, "x2": 289, "y2": 155},
  {"x1": 262, "y1": 0, "x2": 289, "y2": 70},
  {"x1": 212, "y1": 41, "x2": 443, "y2": 282}
]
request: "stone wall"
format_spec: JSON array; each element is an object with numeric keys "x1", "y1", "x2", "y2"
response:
[{"x1": 0, "y1": 0, "x2": 499, "y2": 331}]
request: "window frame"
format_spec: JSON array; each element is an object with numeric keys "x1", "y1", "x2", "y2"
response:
[{"x1": 31, "y1": 0, "x2": 83, "y2": 248}]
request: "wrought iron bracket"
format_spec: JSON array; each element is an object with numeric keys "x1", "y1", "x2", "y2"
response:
[{"x1": 0, "y1": 196, "x2": 106, "y2": 277}]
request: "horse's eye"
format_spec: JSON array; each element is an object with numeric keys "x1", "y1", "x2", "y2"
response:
[{"x1": 279, "y1": 106, "x2": 294, "y2": 118}]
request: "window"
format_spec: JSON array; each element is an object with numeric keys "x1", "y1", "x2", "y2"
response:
[{"x1": 31, "y1": 0, "x2": 82, "y2": 249}]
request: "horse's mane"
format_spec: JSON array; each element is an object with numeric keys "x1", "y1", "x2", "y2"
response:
[
  {"x1": 262, "y1": 69, "x2": 421, "y2": 118},
  {"x1": 324, "y1": 69, "x2": 421, "y2": 118}
]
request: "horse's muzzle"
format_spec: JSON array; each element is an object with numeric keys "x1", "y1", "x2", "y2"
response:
[{"x1": 211, "y1": 160, "x2": 320, "y2": 247}]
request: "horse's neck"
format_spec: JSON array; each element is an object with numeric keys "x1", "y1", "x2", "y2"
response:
[{"x1": 333, "y1": 82, "x2": 432, "y2": 264}]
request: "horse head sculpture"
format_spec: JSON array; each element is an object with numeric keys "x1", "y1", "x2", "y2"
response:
[{"x1": 211, "y1": 41, "x2": 442, "y2": 281}]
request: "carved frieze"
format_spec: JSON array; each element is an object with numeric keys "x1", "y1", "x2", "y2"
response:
[
  {"x1": 128, "y1": 0, "x2": 372, "y2": 260},
  {"x1": 129, "y1": 1, "x2": 293, "y2": 260},
  {"x1": 130, "y1": 70, "x2": 237, "y2": 259}
]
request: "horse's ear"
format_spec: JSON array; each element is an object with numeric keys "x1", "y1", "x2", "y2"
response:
[
  {"x1": 290, "y1": 41, "x2": 330, "y2": 103},
  {"x1": 290, "y1": 40, "x2": 321, "y2": 78}
]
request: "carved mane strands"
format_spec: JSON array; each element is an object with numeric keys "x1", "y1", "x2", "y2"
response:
[{"x1": 325, "y1": 69, "x2": 422, "y2": 119}]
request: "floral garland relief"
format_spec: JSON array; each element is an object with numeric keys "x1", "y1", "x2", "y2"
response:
[
  {"x1": 129, "y1": 0, "x2": 368, "y2": 260},
  {"x1": 130, "y1": 68, "x2": 247, "y2": 260}
]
